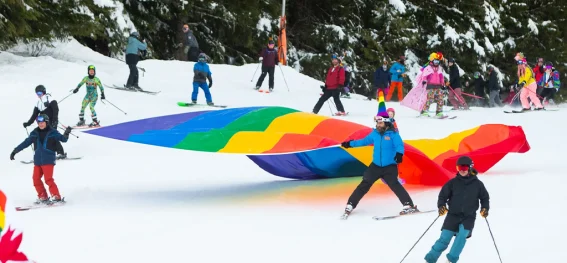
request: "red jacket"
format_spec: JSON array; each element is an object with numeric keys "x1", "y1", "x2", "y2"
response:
[
  {"x1": 325, "y1": 66, "x2": 345, "y2": 89},
  {"x1": 534, "y1": 65, "x2": 545, "y2": 84}
]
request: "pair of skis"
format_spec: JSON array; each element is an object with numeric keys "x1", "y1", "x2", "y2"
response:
[
  {"x1": 177, "y1": 102, "x2": 227, "y2": 108},
  {"x1": 341, "y1": 209, "x2": 436, "y2": 220},
  {"x1": 104, "y1": 84, "x2": 160, "y2": 95},
  {"x1": 417, "y1": 115, "x2": 457, "y2": 119},
  {"x1": 504, "y1": 108, "x2": 560, "y2": 113},
  {"x1": 15, "y1": 198, "x2": 67, "y2": 211},
  {"x1": 20, "y1": 156, "x2": 82, "y2": 164}
]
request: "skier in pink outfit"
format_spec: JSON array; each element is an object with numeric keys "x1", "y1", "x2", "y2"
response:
[
  {"x1": 420, "y1": 52, "x2": 447, "y2": 117},
  {"x1": 514, "y1": 53, "x2": 544, "y2": 111}
]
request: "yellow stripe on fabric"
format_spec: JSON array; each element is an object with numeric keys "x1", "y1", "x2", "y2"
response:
[
  {"x1": 405, "y1": 126, "x2": 480, "y2": 159},
  {"x1": 218, "y1": 131, "x2": 285, "y2": 153},
  {"x1": 264, "y1": 112, "x2": 327, "y2": 135},
  {"x1": 345, "y1": 147, "x2": 373, "y2": 166},
  {"x1": 0, "y1": 210, "x2": 5, "y2": 231}
]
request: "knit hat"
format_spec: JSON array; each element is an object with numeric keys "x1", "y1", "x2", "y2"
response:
[{"x1": 376, "y1": 89, "x2": 389, "y2": 118}]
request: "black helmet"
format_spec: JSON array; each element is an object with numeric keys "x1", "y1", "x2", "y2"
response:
[
  {"x1": 35, "y1": 85, "x2": 46, "y2": 94},
  {"x1": 37, "y1": 114, "x2": 49, "y2": 123},
  {"x1": 456, "y1": 156, "x2": 473, "y2": 167}
]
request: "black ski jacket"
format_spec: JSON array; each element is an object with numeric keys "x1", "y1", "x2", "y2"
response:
[{"x1": 438, "y1": 169, "x2": 490, "y2": 237}]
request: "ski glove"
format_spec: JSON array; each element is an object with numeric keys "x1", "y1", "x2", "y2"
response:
[
  {"x1": 341, "y1": 141, "x2": 352, "y2": 148},
  {"x1": 394, "y1": 152, "x2": 403, "y2": 163},
  {"x1": 73, "y1": 88, "x2": 79, "y2": 93},
  {"x1": 480, "y1": 208, "x2": 488, "y2": 218},
  {"x1": 101, "y1": 93, "x2": 105, "y2": 100},
  {"x1": 438, "y1": 205, "x2": 448, "y2": 216},
  {"x1": 10, "y1": 151, "x2": 16, "y2": 160},
  {"x1": 422, "y1": 81, "x2": 427, "y2": 85},
  {"x1": 63, "y1": 126, "x2": 72, "y2": 137},
  {"x1": 208, "y1": 81, "x2": 213, "y2": 89},
  {"x1": 23, "y1": 122, "x2": 30, "y2": 128},
  {"x1": 259, "y1": 57, "x2": 263, "y2": 61}
]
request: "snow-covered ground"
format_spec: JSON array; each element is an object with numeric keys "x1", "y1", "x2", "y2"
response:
[{"x1": 1, "y1": 39, "x2": 565, "y2": 263}]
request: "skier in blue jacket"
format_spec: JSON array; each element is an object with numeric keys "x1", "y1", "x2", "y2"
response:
[
  {"x1": 340, "y1": 115, "x2": 419, "y2": 219},
  {"x1": 191, "y1": 53, "x2": 214, "y2": 105}
]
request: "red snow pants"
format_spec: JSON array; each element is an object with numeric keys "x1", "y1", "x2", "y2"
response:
[
  {"x1": 386, "y1": 81, "x2": 404, "y2": 101},
  {"x1": 33, "y1": 165, "x2": 60, "y2": 199}
]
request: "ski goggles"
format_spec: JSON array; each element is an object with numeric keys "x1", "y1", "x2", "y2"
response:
[
  {"x1": 517, "y1": 60, "x2": 526, "y2": 65},
  {"x1": 456, "y1": 164, "x2": 470, "y2": 172},
  {"x1": 374, "y1": 116, "x2": 391, "y2": 123},
  {"x1": 36, "y1": 91, "x2": 44, "y2": 96},
  {"x1": 432, "y1": 59, "x2": 440, "y2": 65},
  {"x1": 36, "y1": 115, "x2": 47, "y2": 123}
]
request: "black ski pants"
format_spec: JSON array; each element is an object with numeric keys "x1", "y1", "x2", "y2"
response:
[
  {"x1": 540, "y1": 88, "x2": 557, "y2": 102},
  {"x1": 125, "y1": 54, "x2": 139, "y2": 87},
  {"x1": 347, "y1": 163, "x2": 413, "y2": 208},
  {"x1": 256, "y1": 65, "x2": 275, "y2": 89},
  {"x1": 188, "y1": 47, "x2": 200, "y2": 62},
  {"x1": 313, "y1": 88, "x2": 345, "y2": 113}
]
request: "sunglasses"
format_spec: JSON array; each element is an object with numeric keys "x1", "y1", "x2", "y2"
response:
[
  {"x1": 36, "y1": 116, "x2": 46, "y2": 123},
  {"x1": 517, "y1": 60, "x2": 525, "y2": 65},
  {"x1": 433, "y1": 60, "x2": 440, "y2": 65},
  {"x1": 374, "y1": 117, "x2": 391, "y2": 123},
  {"x1": 456, "y1": 164, "x2": 470, "y2": 172}
]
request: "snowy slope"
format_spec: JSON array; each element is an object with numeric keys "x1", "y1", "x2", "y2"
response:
[{"x1": 1, "y1": 39, "x2": 566, "y2": 263}]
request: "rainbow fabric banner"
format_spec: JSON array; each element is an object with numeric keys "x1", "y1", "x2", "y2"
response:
[
  {"x1": 0, "y1": 190, "x2": 6, "y2": 233},
  {"x1": 86, "y1": 106, "x2": 530, "y2": 185}
]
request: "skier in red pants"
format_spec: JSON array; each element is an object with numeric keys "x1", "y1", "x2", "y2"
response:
[{"x1": 10, "y1": 114, "x2": 72, "y2": 204}]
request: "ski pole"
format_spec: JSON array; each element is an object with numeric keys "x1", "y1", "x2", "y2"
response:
[
  {"x1": 399, "y1": 215, "x2": 440, "y2": 263},
  {"x1": 57, "y1": 123, "x2": 79, "y2": 138},
  {"x1": 102, "y1": 99, "x2": 127, "y2": 115},
  {"x1": 251, "y1": 64, "x2": 260, "y2": 82},
  {"x1": 278, "y1": 65, "x2": 290, "y2": 92},
  {"x1": 485, "y1": 218, "x2": 503, "y2": 263},
  {"x1": 25, "y1": 127, "x2": 34, "y2": 151},
  {"x1": 58, "y1": 92, "x2": 74, "y2": 104}
]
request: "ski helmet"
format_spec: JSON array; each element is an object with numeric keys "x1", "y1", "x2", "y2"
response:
[
  {"x1": 88, "y1": 65, "x2": 96, "y2": 76},
  {"x1": 456, "y1": 156, "x2": 473, "y2": 167},
  {"x1": 36, "y1": 114, "x2": 49, "y2": 123},
  {"x1": 35, "y1": 85, "x2": 46, "y2": 95},
  {"x1": 474, "y1": 72, "x2": 480, "y2": 78},
  {"x1": 198, "y1": 53, "x2": 207, "y2": 62}
]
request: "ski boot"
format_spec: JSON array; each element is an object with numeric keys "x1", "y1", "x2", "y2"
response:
[
  {"x1": 335, "y1": 111, "x2": 347, "y2": 116},
  {"x1": 50, "y1": 195, "x2": 65, "y2": 203},
  {"x1": 420, "y1": 111, "x2": 430, "y2": 117},
  {"x1": 435, "y1": 112, "x2": 444, "y2": 118},
  {"x1": 88, "y1": 118, "x2": 100, "y2": 127},
  {"x1": 33, "y1": 197, "x2": 51, "y2": 205},
  {"x1": 192, "y1": 100, "x2": 197, "y2": 104},
  {"x1": 207, "y1": 102, "x2": 214, "y2": 106},
  {"x1": 133, "y1": 85, "x2": 143, "y2": 91},
  {"x1": 268, "y1": 87, "x2": 274, "y2": 92},
  {"x1": 56, "y1": 152, "x2": 67, "y2": 160},
  {"x1": 400, "y1": 203, "x2": 419, "y2": 215},
  {"x1": 340, "y1": 203, "x2": 354, "y2": 219},
  {"x1": 76, "y1": 118, "x2": 86, "y2": 127},
  {"x1": 254, "y1": 86, "x2": 261, "y2": 90}
]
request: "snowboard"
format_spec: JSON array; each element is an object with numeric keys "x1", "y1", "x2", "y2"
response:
[
  {"x1": 21, "y1": 157, "x2": 82, "y2": 164},
  {"x1": 177, "y1": 102, "x2": 228, "y2": 108},
  {"x1": 104, "y1": 84, "x2": 160, "y2": 95},
  {"x1": 372, "y1": 209, "x2": 437, "y2": 221},
  {"x1": 15, "y1": 198, "x2": 67, "y2": 211}
]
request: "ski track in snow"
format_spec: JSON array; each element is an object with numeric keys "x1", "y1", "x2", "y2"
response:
[{"x1": 0, "y1": 40, "x2": 566, "y2": 263}]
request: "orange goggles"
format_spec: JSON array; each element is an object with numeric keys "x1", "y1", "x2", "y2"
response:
[{"x1": 456, "y1": 164, "x2": 470, "y2": 172}]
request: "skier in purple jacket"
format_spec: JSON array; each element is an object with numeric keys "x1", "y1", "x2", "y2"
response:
[{"x1": 254, "y1": 39, "x2": 279, "y2": 92}]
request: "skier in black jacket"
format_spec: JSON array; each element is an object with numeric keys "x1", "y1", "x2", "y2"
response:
[
  {"x1": 23, "y1": 85, "x2": 67, "y2": 159},
  {"x1": 424, "y1": 156, "x2": 490, "y2": 263}
]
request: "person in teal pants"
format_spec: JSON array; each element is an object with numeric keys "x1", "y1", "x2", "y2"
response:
[
  {"x1": 191, "y1": 53, "x2": 214, "y2": 105},
  {"x1": 425, "y1": 155, "x2": 490, "y2": 263}
]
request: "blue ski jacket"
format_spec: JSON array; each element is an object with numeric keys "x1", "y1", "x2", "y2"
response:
[
  {"x1": 349, "y1": 128, "x2": 404, "y2": 167},
  {"x1": 14, "y1": 127, "x2": 68, "y2": 166}
]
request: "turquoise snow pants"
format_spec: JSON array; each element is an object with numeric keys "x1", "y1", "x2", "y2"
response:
[{"x1": 424, "y1": 224, "x2": 470, "y2": 263}]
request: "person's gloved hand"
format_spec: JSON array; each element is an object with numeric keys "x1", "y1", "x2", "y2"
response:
[
  {"x1": 64, "y1": 126, "x2": 72, "y2": 137},
  {"x1": 259, "y1": 57, "x2": 263, "y2": 61},
  {"x1": 10, "y1": 151, "x2": 16, "y2": 160},
  {"x1": 394, "y1": 152, "x2": 403, "y2": 163},
  {"x1": 101, "y1": 92, "x2": 105, "y2": 100},
  {"x1": 438, "y1": 205, "x2": 448, "y2": 216},
  {"x1": 209, "y1": 81, "x2": 213, "y2": 89},
  {"x1": 73, "y1": 88, "x2": 79, "y2": 93},
  {"x1": 23, "y1": 122, "x2": 29, "y2": 128},
  {"x1": 422, "y1": 81, "x2": 426, "y2": 85},
  {"x1": 480, "y1": 208, "x2": 489, "y2": 218},
  {"x1": 341, "y1": 141, "x2": 352, "y2": 148}
]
